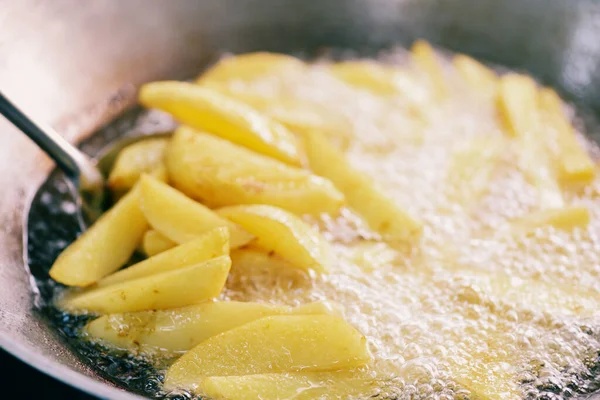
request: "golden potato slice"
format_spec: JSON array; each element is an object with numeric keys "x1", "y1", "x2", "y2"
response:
[
  {"x1": 196, "y1": 52, "x2": 304, "y2": 84},
  {"x1": 538, "y1": 87, "x2": 595, "y2": 186},
  {"x1": 329, "y1": 60, "x2": 403, "y2": 96},
  {"x1": 49, "y1": 189, "x2": 148, "y2": 287},
  {"x1": 59, "y1": 255, "x2": 231, "y2": 314},
  {"x1": 201, "y1": 371, "x2": 377, "y2": 400},
  {"x1": 85, "y1": 300, "x2": 339, "y2": 353},
  {"x1": 452, "y1": 54, "x2": 498, "y2": 95},
  {"x1": 166, "y1": 127, "x2": 344, "y2": 215},
  {"x1": 139, "y1": 81, "x2": 302, "y2": 165},
  {"x1": 218, "y1": 205, "x2": 331, "y2": 273},
  {"x1": 304, "y1": 131, "x2": 422, "y2": 243},
  {"x1": 98, "y1": 227, "x2": 229, "y2": 287},
  {"x1": 108, "y1": 138, "x2": 169, "y2": 191},
  {"x1": 498, "y1": 74, "x2": 564, "y2": 208},
  {"x1": 165, "y1": 314, "x2": 371, "y2": 389},
  {"x1": 139, "y1": 175, "x2": 253, "y2": 248},
  {"x1": 410, "y1": 40, "x2": 448, "y2": 99},
  {"x1": 509, "y1": 206, "x2": 590, "y2": 235},
  {"x1": 141, "y1": 230, "x2": 176, "y2": 256}
]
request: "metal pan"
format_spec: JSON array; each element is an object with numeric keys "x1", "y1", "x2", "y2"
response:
[{"x1": 2, "y1": 0, "x2": 600, "y2": 398}]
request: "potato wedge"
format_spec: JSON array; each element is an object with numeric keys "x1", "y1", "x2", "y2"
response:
[
  {"x1": 538, "y1": 87, "x2": 595, "y2": 186},
  {"x1": 450, "y1": 356, "x2": 520, "y2": 400},
  {"x1": 98, "y1": 227, "x2": 229, "y2": 287},
  {"x1": 196, "y1": 52, "x2": 304, "y2": 84},
  {"x1": 304, "y1": 131, "x2": 422, "y2": 243},
  {"x1": 85, "y1": 300, "x2": 339, "y2": 353},
  {"x1": 59, "y1": 255, "x2": 231, "y2": 314},
  {"x1": 49, "y1": 189, "x2": 148, "y2": 287},
  {"x1": 498, "y1": 74, "x2": 564, "y2": 208},
  {"x1": 498, "y1": 74, "x2": 538, "y2": 138},
  {"x1": 165, "y1": 314, "x2": 371, "y2": 388},
  {"x1": 139, "y1": 81, "x2": 302, "y2": 165},
  {"x1": 201, "y1": 371, "x2": 377, "y2": 400},
  {"x1": 141, "y1": 230, "x2": 176, "y2": 256},
  {"x1": 166, "y1": 127, "x2": 344, "y2": 215},
  {"x1": 509, "y1": 206, "x2": 590, "y2": 236},
  {"x1": 452, "y1": 54, "x2": 498, "y2": 96},
  {"x1": 108, "y1": 138, "x2": 169, "y2": 191},
  {"x1": 218, "y1": 205, "x2": 331, "y2": 273},
  {"x1": 139, "y1": 175, "x2": 253, "y2": 248},
  {"x1": 410, "y1": 40, "x2": 448, "y2": 99},
  {"x1": 446, "y1": 135, "x2": 505, "y2": 208}
]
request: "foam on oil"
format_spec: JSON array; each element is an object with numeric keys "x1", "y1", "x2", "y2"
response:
[{"x1": 212, "y1": 48, "x2": 600, "y2": 399}]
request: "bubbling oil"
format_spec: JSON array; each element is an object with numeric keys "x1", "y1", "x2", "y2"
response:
[{"x1": 213, "y1": 48, "x2": 600, "y2": 399}]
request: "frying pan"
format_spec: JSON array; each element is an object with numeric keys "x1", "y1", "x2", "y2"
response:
[{"x1": 2, "y1": 0, "x2": 600, "y2": 398}]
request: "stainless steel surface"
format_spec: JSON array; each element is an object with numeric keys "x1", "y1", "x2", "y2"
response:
[
  {"x1": 0, "y1": 91, "x2": 104, "y2": 225},
  {"x1": 0, "y1": 91, "x2": 101, "y2": 191},
  {"x1": 1, "y1": 0, "x2": 600, "y2": 398}
]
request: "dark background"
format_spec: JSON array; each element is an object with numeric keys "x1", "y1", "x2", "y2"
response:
[{"x1": 0, "y1": 349, "x2": 94, "y2": 399}]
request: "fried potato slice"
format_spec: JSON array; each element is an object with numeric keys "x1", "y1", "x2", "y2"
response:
[
  {"x1": 218, "y1": 204, "x2": 331, "y2": 273},
  {"x1": 410, "y1": 39, "x2": 448, "y2": 99},
  {"x1": 141, "y1": 229, "x2": 176, "y2": 256},
  {"x1": 108, "y1": 138, "x2": 169, "y2": 191},
  {"x1": 165, "y1": 314, "x2": 371, "y2": 389},
  {"x1": 59, "y1": 255, "x2": 231, "y2": 314},
  {"x1": 509, "y1": 206, "x2": 590, "y2": 236},
  {"x1": 49, "y1": 189, "x2": 148, "y2": 287},
  {"x1": 196, "y1": 52, "x2": 304, "y2": 84},
  {"x1": 139, "y1": 81, "x2": 302, "y2": 165},
  {"x1": 304, "y1": 131, "x2": 422, "y2": 243},
  {"x1": 452, "y1": 54, "x2": 498, "y2": 96},
  {"x1": 201, "y1": 371, "x2": 377, "y2": 400},
  {"x1": 139, "y1": 175, "x2": 253, "y2": 248},
  {"x1": 98, "y1": 227, "x2": 229, "y2": 287},
  {"x1": 446, "y1": 135, "x2": 505, "y2": 208},
  {"x1": 166, "y1": 127, "x2": 344, "y2": 215},
  {"x1": 498, "y1": 74, "x2": 564, "y2": 208},
  {"x1": 85, "y1": 300, "x2": 340, "y2": 353},
  {"x1": 538, "y1": 87, "x2": 595, "y2": 186}
]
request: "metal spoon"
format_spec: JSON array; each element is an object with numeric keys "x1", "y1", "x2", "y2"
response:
[{"x1": 1, "y1": 91, "x2": 173, "y2": 225}]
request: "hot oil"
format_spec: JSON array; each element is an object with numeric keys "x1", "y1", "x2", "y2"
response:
[
  {"x1": 27, "y1": 48, "x2": 600, "y2": 400},
  {"x1": 214, "y1": 48, "x2": 600, "y2": 399}
]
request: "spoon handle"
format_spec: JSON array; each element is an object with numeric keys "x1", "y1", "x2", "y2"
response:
[{"x1": 0, "y1": 91, "x2": 102, "y2": 190}]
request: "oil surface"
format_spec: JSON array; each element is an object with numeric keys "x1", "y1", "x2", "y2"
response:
[{"x1": 27, "y1": 47, "x2": 600, "y2": 400}]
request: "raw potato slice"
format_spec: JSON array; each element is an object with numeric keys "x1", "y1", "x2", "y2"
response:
[
  {"x1": 196, "y1": 52, "x2": 304, "y2": 84},
  {"x1": 452, "y1": 54, "x2": 498, "y2": 95},
  {"x1": 218, "y1": 205, "x2": 331, "y2": 273},
  {"x1": 141, "y1": 230, "x2": 176, "y2": 256},
  {"x1": 166, "y1": 127, "x2": 344, "y2": 215},
  {"x1": 139, "y1": 175, "x2": 253, "y2": 248},
  {"x1": 59, "y1": 255, "x2": 231, "y2": 314},
  {"x1": 201, "y1": 371, "x2": 377, "y2": 400},
  {"x1": 108, "y1": 138, "x2": 169, "y2": 191},
  {"x1": 49, "y1": 189, "x2": 148, "y2": 287},
  {"x1": 98, "y1": 227, "x2": 229, "y2": 287},
  {"x1": 165, "y1": 315, "x2": 371, "y2": 389},
  {"x1": 538, "y1": 87, "x2": 595, "y2": 186},
  {"x1": 410, "y1": 40, "x2": 448, "y2": 99},
  {"x1": 304, "y1": 131, "x2": 422, "y2": 243},
  {"x1": 85, "y1": 300, "x2": 339, "y2": 353},
  {"x1": 509, "y1": 206, "x2": 590, "y2": 235},
  {"x1": 498, "y1": 74, "x2": 564, "y2": 209},
  {"x1": 139, "y1": 81, "x2": 302, "y2": 166}
]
